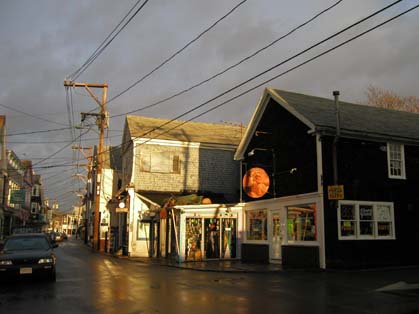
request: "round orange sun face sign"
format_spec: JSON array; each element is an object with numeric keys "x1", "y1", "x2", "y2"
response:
[{"x1": 243, "y1": 167, "x2": 270, "y2": 198}]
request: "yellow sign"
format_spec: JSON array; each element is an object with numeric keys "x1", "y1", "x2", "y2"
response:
[
  {"x1": 328, "y1": 185, "x2": 344, "y2": 200},
  {"x1": 116, "y1": 207, "x2": 128, "y2": 213}
]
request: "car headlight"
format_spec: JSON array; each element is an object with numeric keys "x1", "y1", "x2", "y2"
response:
[
  {"x1": 0, "y1": 260, "x2": 13, "y2": 265},
  {"x1": 38, "y1": 258, "x2": 53, "y2": 264}
]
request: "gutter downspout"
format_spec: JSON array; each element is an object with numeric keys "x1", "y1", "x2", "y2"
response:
[{"x1": 332, "y1": 91, "x2": 340, "y2": 185}]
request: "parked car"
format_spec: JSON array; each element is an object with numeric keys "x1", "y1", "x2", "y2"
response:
[
  {"x1": 54, "y1": 232, "x2": 62, "y2": 242},
  {"x1": 0, "y1": 233, "x2": 57, "y2": 281}
]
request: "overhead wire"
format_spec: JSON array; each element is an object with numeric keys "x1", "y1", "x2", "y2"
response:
[
  {"x1": 0, "y1": 103, "x2": 68, "y2": 126},
  {"x1": 68, "y1": 0, "x2": 150, "y2": 81},
  {"x1": 96, "y1": 0, "x2": 411, "y2": 167},
  {"x1": 57, "y1": 0, "x2": 414, "y2": 208},
  {"x1": 111, "y1": 0, "x2": 344, "y2": 118},
  {"x1": 106, "y1": 0, "x2": 250, "y2": 105}
]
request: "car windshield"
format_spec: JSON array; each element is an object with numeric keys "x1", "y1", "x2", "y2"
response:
[{"x1": 4, "y1": 236, "x2": 50, "y2": 251}]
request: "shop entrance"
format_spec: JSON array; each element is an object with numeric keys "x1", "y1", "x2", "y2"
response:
[{"x1": 270, "y1": 210, "x2": 282, "y2": 263}]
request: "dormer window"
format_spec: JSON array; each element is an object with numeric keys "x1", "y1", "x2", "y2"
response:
[{"x1": 387, "y1": 143, "x2": 406, "y2": 179}]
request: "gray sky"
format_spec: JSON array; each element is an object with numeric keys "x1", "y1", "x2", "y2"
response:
[{"x1": 1, "y1": 0, "x2": 418, "y2": 210}]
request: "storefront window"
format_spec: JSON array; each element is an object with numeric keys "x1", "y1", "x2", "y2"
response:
[
  {"x1": 246, "y1": 209, "x2": 267, "y2": 240},
  {"x1": 222, "y1": 218, "x2": 236, "y2": 258},
  {"x1": 204, "y1": 218, "x2": 220, "y2": 259},
  {"x1": 185, "y1": 218, "x2": 202, "y2": 261},
  {"x1": 340, "y1": 204, "x2": 356, "y2": 237},
  {"x1": 287, "y1": 203, "x2": 317, "y2": 241},
  {"x1": 338, "y1": 201, "x2": 395, "y2": 240}
]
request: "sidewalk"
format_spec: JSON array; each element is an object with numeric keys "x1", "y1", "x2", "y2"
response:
[{"x1": 115, "y1": 256, "x2": 284, "y2": 273}]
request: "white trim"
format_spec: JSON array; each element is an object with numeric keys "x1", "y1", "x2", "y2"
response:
[
  {"x1": 133, "y1": 138, "x2": 236, "y2": 151},
  {"x1": 387, "y1": 142, "x2": 406, "y2": 179},
  {"x1": 316, "y1": 134, "x2": 326, "y2": 269}
]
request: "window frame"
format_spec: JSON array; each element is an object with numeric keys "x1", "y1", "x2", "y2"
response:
[
  {"x1": 337, "y1": 200, "x2": 395, "y2": 240},
  {"x1": 387, "y1": 143, "x2": 406, "y2": 179},
  {"x1": 245, "y1": 209, "x2": 268, "y2": 242},
  {"x1": 139, "y1": 151, "x2": 180, "y2": 174}
]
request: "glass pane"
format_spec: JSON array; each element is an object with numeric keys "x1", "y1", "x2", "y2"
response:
[
  {"x1": 340, "y1": 221, "x2": 355, "y2": 236},
  {"x1": 204, "y1": 218, "x2": 220, "y2": 259},
  {"x1": 246, "y1": 209, "x2": 267, "y2": 240},
  {"x1": 287, "y1": 204, "x2": 316, "y2": 241},
  {"x1": 340, "y1": 204, "x2": 355, "y2": 220},
  {"x1": 360, "y1": 221, "x2": 374, "y2": 236},
  {"x1": 359, "y1": 205, "x2": 373, "y2": 220},
  {"x1": 185, "y1": 218, "x2": 202, "y2": 261},
  {"x1": 378, "y1": 222, "x2": 392, "y2": 236},
  {"x1": 376, "y1": 205, "x2": 391, "y2": 221},
  {"x1": 221, "y1": 218, "x2": 236, "y2": 258}
]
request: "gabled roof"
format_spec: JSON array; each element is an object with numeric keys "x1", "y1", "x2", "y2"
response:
[
  {"x1": 235, "y1": 88, "x2": 419, "y2": 160},
  {"x1": 125, "y1": 115, "x2": 244, "y2": 146}
]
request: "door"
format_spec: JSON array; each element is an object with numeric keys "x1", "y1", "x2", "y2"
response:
[{"x1": 270, "y1": 210, "x2": 282, "y2": 263}]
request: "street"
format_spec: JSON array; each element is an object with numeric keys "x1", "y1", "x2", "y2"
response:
[{"x1": 1, "y1": 238, "x2": 419, "y2": 314}]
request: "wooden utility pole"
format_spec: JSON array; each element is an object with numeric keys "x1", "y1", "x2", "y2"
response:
[{"x1": 64, "y1": 81, "x2": 108, "y2": 251}]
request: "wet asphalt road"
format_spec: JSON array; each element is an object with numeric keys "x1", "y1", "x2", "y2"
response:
[{"x1": 1, "y1": 238, "x2": 419, "y2": 314}]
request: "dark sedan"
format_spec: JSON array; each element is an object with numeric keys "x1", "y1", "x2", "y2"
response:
[{"x1": 0, "y1": 233, "x2": 57, "y2": 282}]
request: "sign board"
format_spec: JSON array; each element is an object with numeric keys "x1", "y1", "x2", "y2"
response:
[
  {"x1": 242, "y1": 167, "x2": 270, "y2": 198},
  {"x1": 328, "y1": 185, "x2": 344, "y2": 200},
  {"x1": 116, "y1": 207, "x2": 128, "y2": 213},
  {"x1": 10, "y1": 189, "x2": 25, "y2": 204}
]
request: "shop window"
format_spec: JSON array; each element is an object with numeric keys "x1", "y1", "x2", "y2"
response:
[
  {"x1": 338, "y1": 201, "x2": 395, "y2": 240},
  {"x1": 222, "y1": 218, "x2": 236, "y2": 258},
  {"x1": 287, "y1": 203, "x2": 317, "y2": 242},
  {"x1": 246, "y1": 209, "x2": 267, "y2": 241},
  {"x1": 185, "y1": 218, "x2": 202, "y2": 261},
  {"x1": 204, "y1": 218, "x2": 220, "y2": 259},
  {"x1": 387, "y1": 143, "x2": 406, "y2": 179}
]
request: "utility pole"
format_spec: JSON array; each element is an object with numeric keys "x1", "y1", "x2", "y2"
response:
[
  {"x1": 72, "y1": 145, "x2": 93, "y2": 245},
  {"x1": 64, "y1": 81, "x2": 108, "y2": 251}
]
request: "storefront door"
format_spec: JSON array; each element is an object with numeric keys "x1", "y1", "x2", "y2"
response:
[{"x1": 270, "y1": 210, "x2": 282, "y2": 263}]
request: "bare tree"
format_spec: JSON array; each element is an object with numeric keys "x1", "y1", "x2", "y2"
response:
[{"x1": 365, "y1": 85, "x2": 419, "y2": 113}]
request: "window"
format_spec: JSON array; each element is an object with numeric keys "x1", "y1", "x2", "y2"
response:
[
  {"x1": 287, "y1": 203, "x2": 317, "y2": 242},
  {"x1": 338, "y1": 201, "x2": 395, "y2": 240},
  {"x1": 246, "y1": 209, "x2": 267, "y2": 240},
  {"x1": 139, "y1": 152, "x2": 180, "y2": 174},
  {"x1": 387, "y1": 143, "x2": 406, "y2": 179}
]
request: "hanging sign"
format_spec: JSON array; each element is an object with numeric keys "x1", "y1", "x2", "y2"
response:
[
  {"x1": 243, "y1": 167, "x2": 270, "y2": 198},
  {"x1": 10, "y1": 189, "x2": 25, "y2": 204}
]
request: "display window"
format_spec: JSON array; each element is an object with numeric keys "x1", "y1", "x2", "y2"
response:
[
  {"x1": 286, "y1": 203, "x2": 317, "y2": 242},
  {"x1": 338, "y1": 201, "x2": 395, "y2": 240},
  {"x1": 185, "y1": 218, "x2": 202, "y2": 261},
  {"x1": 246, "y1": 209, "x2": 267, "y2": 241},
  {"x1": 185, "y1": 216, "x2": 237, "y2": 261}
]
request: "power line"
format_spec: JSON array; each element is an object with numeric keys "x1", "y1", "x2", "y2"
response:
[
  {"x1": 68, "y1": 0, "x2": 150, "y2": 81},
  {"x1": 32, "y1": 127, "x2": 91, "y2": 166},
  {"x1": 6, "y1": 127, "x2": 72, "y2": 136},
  {"x1": 111, "y1": 0, "x2": 344, "y2": 118},
  {"x1": 163, "y1": 1, "x2": 419, "y2": 137},
  {"x1": 95, "y1": 0, "x2": 410, "y2": 168},
  {"x1": 107, "y1": 0, "x2": 249, "y2": 105},
  {"x1": 0, "y1": 103, "x2": 68, "y2": 126}
]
